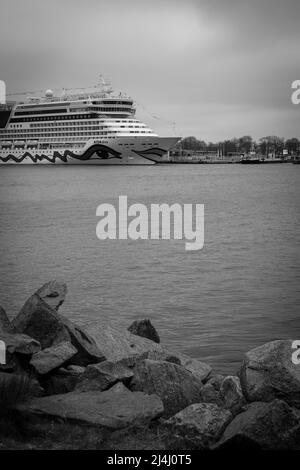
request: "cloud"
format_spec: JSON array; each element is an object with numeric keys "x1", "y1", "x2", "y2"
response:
[{"x1": 0, "y1": 0, "x2": 299, "y2": 141}]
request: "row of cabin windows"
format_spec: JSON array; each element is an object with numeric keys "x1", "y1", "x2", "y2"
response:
[
  {"x1": 1, "y1": 131, "x2": 152, "y2": 139},
  {"x1": 10, "y1": 114, "x2": 132, "y2": 123}
]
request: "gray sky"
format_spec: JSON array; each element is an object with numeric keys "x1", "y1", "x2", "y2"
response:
[{"x1": 0, "y1": 0, "x2": 299, "y2": 141}]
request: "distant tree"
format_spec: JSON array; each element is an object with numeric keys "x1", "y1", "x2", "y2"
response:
[
  {"x1": 259, "y1": 136, "x2": 284, "y2": 156},
  {"x1": 221, "y1": 139, "x2": 238, "y2": 156},
  {"x1": 285, "y1": 138, "x2": 300, "y2": 154},
  {"x1": 180, "y1": 136, "x2": 206, "y2": 151},
  {"x1": 238, "y1": 136, "x2": 253, "y2": 154}
]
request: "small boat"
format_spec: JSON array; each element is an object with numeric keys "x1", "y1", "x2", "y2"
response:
[{"x1": 240, "y1": 157, "x2": 263, "y2": 164}]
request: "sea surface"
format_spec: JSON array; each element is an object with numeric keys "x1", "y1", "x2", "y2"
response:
[{"x1": 0, "y1": 163, "x2": 299, "y2": 374}]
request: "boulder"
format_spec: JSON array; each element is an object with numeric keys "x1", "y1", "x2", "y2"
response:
[
  {"x1": 84, "y1": 320, "x2": 164, "y2": 362},
  {"x1": 12, "y1": 295, "x2": 105, "y2": 366},
  {"x1": 128, "y1": 319, "x2": 160, "y2": 343},
  {"x1": 66, "y1": 365, "x2": 86, "y2": 375},
  {"x1": 130, "y1": 359, "x2": 203, "y2": 417},
  {"x1": 57, "y1": 315, "x2": 106, "y2": 366},
  {"x1": 0, "y1": 331, "x2": 41, "y2": 356},
  {"x1": 163, "y1": 403, "x2": 232, "y2": 449},
  {"x1": 215, "y1": 399, "x2": 300, "y2": 450},
  {"x1": 84, "y1": 321, "x2": 211, "y2": 382},
  {"x1": 239, "y1": 340, "x2": 300, "y2": 407},
  {"x1": 17, "y1": 382, "x2": 164, "y2": 429},
  {"x1": 40, "y1": 366, "x2": 85, "y2": 395},
  {"x1": 176, "y1": 354, "x2": 212, "y2": 383},
  {"x1": 146, "y1": 350, "x2": 181, "y2": 365},
  {"x1": 0, "y1": 306, "x2": 14, "y2": 333},
  {"x1": 75, "y1": 361, "x2": 134, "y2": 392},
  {"x1": 30, "y1": 341, "x2": 77, "y2": 375},
  {"x1": 12, "y1": 294, "x2": 71, "y2": 348},
  {"x1": 206, "y1": 374, "x2": 226, "y2": 391},
  {"x1": 35, "y1": 280, "x2": 67, "y2": 311},
  {"x1": 198, "y1": 382, "x2": 222, "y2": 406},
  {"x1": 220, "y1": 376, "x2": 245, "y2": 414}
]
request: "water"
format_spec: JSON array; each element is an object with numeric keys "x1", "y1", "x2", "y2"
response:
[{"x1": 0, "y1": 164, "x2": 299, "y2": 374}]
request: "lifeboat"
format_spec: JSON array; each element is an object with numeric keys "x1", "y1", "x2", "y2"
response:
[
  {"x1": 14, "y1": 140, "x2": 25, "y2": 147},
  {"x1": 1, "y1": 140, "x2": 12, "y2": 147},
  {"x1": 27, "y1": 140, "x2": 38, "y2": 147}
]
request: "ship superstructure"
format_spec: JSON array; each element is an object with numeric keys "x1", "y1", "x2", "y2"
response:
[{"x1": 0, "y1": 78, "x2": 180, "y2": 164}]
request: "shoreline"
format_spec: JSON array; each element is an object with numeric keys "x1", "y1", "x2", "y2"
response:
[{"x1": 1, "y1": 280, "x2": 300, "y2": 450}]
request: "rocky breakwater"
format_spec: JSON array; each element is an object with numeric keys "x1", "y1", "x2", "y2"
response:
[{"x1": 0, "y1": 281, "x2": 300, "y2": 450}]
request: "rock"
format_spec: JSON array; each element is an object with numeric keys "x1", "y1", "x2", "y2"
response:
[
  {"x1": 17, "y1": 382, "x2": 164, "y2": 429},
  {"x1": 66, "y1": 365, "x2": 86, "y2": 375},
  {"x1": 35, "y1": 280, "x2": 67, "y2": 311},
  {"x1": 30, "y1": 341, "x2": 77, "y2": 375},
  {"x1": 163, "y1": 403, "x2": 232, "y2": 449},
  {"x1": 239, "y1": 340, "x2": 300, "y2": 407},
  {"x1": 57, "y1": 315, "x2": 106, "y2": 366},
  {"x1": 176, "y1": 354, "x2": 212, "y2": 383},
  {"x1": 12, "y1": 294, "x2": 71, "y2": 348},
  {"x1": 206, "y1": 374, "x2": 226, "y2": 391},
  {"x1": 12, "y1": 295, "x2": 105, "y2": 366},
  {"x1": 128, "y1": 319, "x2": 160, "y2": 343},
  {"x1": 198, "y1": 382, "x2": 222, "y2": 405},
  {"x1": 84, "y1": 320, "x2": 164, "y2": 362},
  {"x1": 84, "y1": 321, "x2": 211, "y2": 382},
  {"x1": 0, "y1": 331, "x2": 41, "y2": 356},
  {"x1": 220, "y1": 376, "x2": 245, "y2": 414},
  {"x1": 75, "y1": 361, "x2": 134, "y2": 392},
  {"x1": 40, "y1": 366, "x2": 86, "y2": 395},
  {"x1": 146, "y1": 350, "x2": 181, "y2": 365},
  {"x1": 0, "y1": 306, "x2": 14, "y2": 333},
  {"x1": 215, "y1": 399, "x2": 300, "y2": 450},
  {"x1": 130, "y1": 359, "x2": 203, "y2": 417}
]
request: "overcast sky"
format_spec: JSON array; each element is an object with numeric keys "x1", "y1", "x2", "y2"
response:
[{"x1": 0, "y1": 0, "x2": 299, "y2": 141}]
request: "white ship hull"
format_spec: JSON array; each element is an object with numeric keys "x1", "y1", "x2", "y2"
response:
[{"x1": 0, "y1": 136, "x2": 179, "y2": 165}]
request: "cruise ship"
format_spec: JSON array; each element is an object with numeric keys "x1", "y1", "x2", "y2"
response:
[{"x1": 0, "y1": 78, "x2": 180, "y2": 165}]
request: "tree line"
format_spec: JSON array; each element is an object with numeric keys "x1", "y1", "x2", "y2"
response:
[{"x1": 176, "y1": 136, "x2": 300, "y2": 156}]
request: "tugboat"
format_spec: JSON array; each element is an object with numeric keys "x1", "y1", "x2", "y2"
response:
[{"x1": 240, "y1": 152, "x2": 263, "y2": 164}]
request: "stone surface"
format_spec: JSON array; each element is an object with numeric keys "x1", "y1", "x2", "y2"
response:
[
  {"x1": 84, "y1": 321, "x2": 211, "y2": 382},
  {"x1": 128, "y1": 319, "x2": 160, "y2": 343},
  {"x1": 163, "y1": 403, "x2": 232, "y2": 449},
  {"x1": 17, "y1": 382, "x2": 164, "y2": 429},
  {"x1": 76, "y1": 361, "x2": 134, "y2": 392},
  {"x1": 239, "y1": 340, "x2": 300, "y2": 407},
  {"x1": 40, "y1": 365, "x2": 86, "y2": 395},
  {"x1": 30, "y1": 341, "x2": 77, "y2": 375},
  {"x1": 216, "y1": 399, "x2": 300, "y2": 450},
  {"x1": 12, "y1": 295, "x2": 105, "y2": 365},
  {"x1": 35, "y1": 280, "x2": 67, "y2": 311},
  {"x1": 66, "y1": 365, "x2": 86, "y2": 375},
  {"x1": 57, "y1": 315, "x2": 106, "y2": 366},
  {"x1": 0, "y1": 331, "x2": 41, "y2": 356},
  {"x1": 130, "y1": 359, "x2": 203, "y2": 417},
  {"x1": 220, "y1": 376, "x2": 245, "y2": 414},
  {"x1": 198, "y1": 382, "x2": 222, "y2": 405},
  {"x1": 146, "y1": 350, "x2": 181, "y2": 365},
  {"x1": 0, "y1": 306, "x2": 14, "y2": 333},
  {"x1": 206, "y1": 374, "x2": 226, "y2": 391},
  {"x1": 176, "y1": 354, "x2": 212, "y2": 383},
  {"x1": 84, "y1": 321, "x2": 164, "y2": 362},
  {"x1": 12, "y1": 294, "x2": 71, "y2": 348}
]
